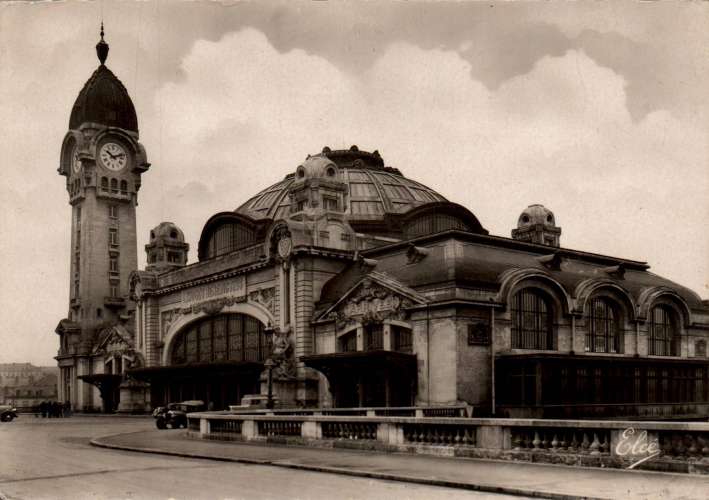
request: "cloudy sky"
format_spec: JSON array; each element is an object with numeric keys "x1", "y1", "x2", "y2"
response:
[{"x1": 0, "y1": 1, "x2": 707, "y2": 365}]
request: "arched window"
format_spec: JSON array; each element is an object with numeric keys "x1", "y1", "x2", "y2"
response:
[
  {"x1": 120, "y1": 180, "x2": 128, "y2": 194},
  {"x1": 585, "y1": 297, "x2": 621, "y2": 353},
  {"x1": 649, "y1": 305, "x2": 680, "y2": 356},
  {"x1": 101, "y1": 177, "x2": 108, "y2": 191},
  {"x1": 205, "y1": 222, "x2": 257, "y2": 259},
  {"x1": 110, "y1": 178, "x2": 118, "y2": 193},
  {"x1": 511, "y1": 288, "x2": 554, "y2": 350},
  {"x1": 170, "y1": 313, "x2": 271, "y2": 365}
]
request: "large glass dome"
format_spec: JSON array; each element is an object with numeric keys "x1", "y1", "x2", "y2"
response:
[{"x1": 236, "y1": 147, "x2": 447, "y2": 223}]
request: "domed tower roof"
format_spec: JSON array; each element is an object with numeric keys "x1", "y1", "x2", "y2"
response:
[
  {"x1": 236, "y1": 146, "x2": 448, "y2": 224},
  {"x1": 145, "y1": 222, "x2": 189, "y2": 273},
  {"x1": 512, "y1": 204, "x2": 561, "y2": 247},
  {"x1": 69, "y1": 25, "x2": 138, "y2": 133},
  {"x1": 517, "y1": 204, "x2": 556, "y2": 228},
  {"x1": 149, "y1": 222, "x2": 186, "y2": 243}
]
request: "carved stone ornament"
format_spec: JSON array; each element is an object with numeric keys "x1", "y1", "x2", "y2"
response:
[
  {"x1": 277, "y1": 236, "x2": 293, "y2": 260},
  {"x1": 249, "y1": 287, "x2": 275, "y2": 314},
  {"x1": 271, "y1": 224, "x2": 293, "y2": 262},
  {"x1": 337, "y1": 280, "x2": 411, "y2": 324},
  {"x1": 161, "y1": 309, "x2": 177, "y2": 339},
  {"x1": 271, "y1": 327, "x2": 296, "y2": 379},
  {"x1": 406, "y1": 244, "x2": 429, "y2": 264}
]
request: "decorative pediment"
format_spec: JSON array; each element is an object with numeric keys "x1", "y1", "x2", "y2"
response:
[
  {"x1": 94, "y1": 324, "x2": 134, "y2": 355},
  {"x1": 317, "y1": 271, "x2": 427, "y2": 325}
]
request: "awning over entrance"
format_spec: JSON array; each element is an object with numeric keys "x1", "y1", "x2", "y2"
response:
[
  {"x1": 126, "y1": 361, "x2": 264, "y2": 410},
  {"x1": 78, "y1": 374, "x2": 123, "y2": 413},
  {"x1": 302, "y1": 350, "x2": 417, "y2": 408}
]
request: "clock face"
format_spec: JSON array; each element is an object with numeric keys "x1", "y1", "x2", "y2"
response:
[
  {"x1": 99, "y1": 142, "x2": 128, "y2": 172},
  {"x1": 72, "y1": 147, "x2": 81, "y2": 174}
]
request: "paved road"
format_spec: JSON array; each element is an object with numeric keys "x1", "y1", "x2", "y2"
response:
[{"x1": 0, "y1": 416, "x2": 520, "y2": 500}]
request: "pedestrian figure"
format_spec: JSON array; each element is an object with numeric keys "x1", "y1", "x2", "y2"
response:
[{"x1": 39, "y1": 400, "x2": 47, "y2": 418}]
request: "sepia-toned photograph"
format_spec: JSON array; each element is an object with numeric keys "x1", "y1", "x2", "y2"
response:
[{"x1": 1, "y1": 1, "x2": 708, "y2": 499}]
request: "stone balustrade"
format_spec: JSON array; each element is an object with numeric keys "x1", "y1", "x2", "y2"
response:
[{"x1": 187, "y1": 412, "x2": 709, "y2": 474}]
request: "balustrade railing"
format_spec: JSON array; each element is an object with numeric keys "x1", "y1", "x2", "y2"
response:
[
  {"x1": 658, "y1": 431, "x2": 709, "y2": 460},
  {"x1": 210, "y1": 419, "x2": 241, "y2": 437},
  {"x1": 322, "y1": 422, "x2": 377, "y2": 440},
  {"x1": 258, "y1": 420, "x2": 302, "y2": 437},
  {"x1": 511, "y1": 427, "x2": 611, "y2": 455},
  {"x1": 186, "y1": 413, "x2": 709, "y2": 474},
  {"x1": 403, "y1": 423, "x2": 476, "y2": 446}
]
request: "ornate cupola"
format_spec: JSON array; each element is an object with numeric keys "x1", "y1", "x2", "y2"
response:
[
  {"x1": 68, "y1": 23, "x2": 138, "y2": 133},
  {"x1": 289, "y1": 148, "x2": 348, "y2": 217},
  {"x1": 512, "y1": 204, "x2": 561, "y2": 247},
  {"x1": 145, "y1": 222, "x2": 189, "y2": 273}
]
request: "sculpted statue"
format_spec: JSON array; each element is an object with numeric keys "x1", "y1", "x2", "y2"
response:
[{"x1": 271, "y1": 326, "x2": 296, "y2": 379}]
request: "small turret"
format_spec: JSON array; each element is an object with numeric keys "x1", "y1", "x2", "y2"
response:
[
  {"x1": 512, "y1": 204, "x2": 561, "y2": 247},
  {"x1": 145, "y1": 222, "x2": 189, "y2": 273}
]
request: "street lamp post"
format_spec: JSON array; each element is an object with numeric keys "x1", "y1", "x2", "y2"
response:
[{"x1": 264, "y1": 358, "x2": 274, "y2": 410}]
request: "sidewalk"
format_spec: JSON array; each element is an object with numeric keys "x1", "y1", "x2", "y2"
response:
[{"x1": 91, "y1": 429, "x2": 709, "y2": 500}]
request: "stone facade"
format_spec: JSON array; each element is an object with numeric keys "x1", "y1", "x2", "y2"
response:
[
  {"x1": 55, "y1": 30, "x2": 149, "y2": 412},
  {"x1": 57, "y1": 31, "x2": 709, "y2": 418}
]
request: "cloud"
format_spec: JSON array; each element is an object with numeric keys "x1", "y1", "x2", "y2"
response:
[
  {"x1": 0, "y1": 9, "x2": 706, "y2": 365},
  {"x1": 145, "y1": 30, "x2": 707, "y2": 306}
]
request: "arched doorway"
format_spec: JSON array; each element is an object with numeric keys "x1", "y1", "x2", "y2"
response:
[{"x1": 131, "y1": 313, "x2": 271, "y2": 410}]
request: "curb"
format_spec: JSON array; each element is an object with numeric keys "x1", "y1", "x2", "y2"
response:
[{"x1": 90, "y1": 436, "x2": 608, "y2": 500}]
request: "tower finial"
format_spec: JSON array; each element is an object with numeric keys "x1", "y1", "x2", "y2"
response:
[{"x1": 96, "y1": 22, "x2": 109, "y2": 65}]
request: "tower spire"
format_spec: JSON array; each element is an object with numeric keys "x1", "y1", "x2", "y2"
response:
[{"x1": 96, "y1": 22, "x2": 109, "y2": 65}]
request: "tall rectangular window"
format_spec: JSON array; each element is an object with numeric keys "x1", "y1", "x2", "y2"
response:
[
  {"x1": 108, "y1": 205, "x2": 118, "y2": 219},
  {"x1": 649, "y1": 306, "x2": 679, "y2": 356},
  {"x1": 511, "y1": 289, "x2": 554, "y2": 350},
  {"x1": 323, "y1": 196, "x2": 338, "y2": 211},
  {"x1": 109, "y1": 257, "x2": 118, "y2": 273},
  {"x1": 109, "y1": 228, "x2": 118, "y2": 247},
  {"x1": 338, "y1": 331, "x2": 357, "y2": 353},
  {"x1": 364, "y1": 323, "x2": 383, "y2": 351}
]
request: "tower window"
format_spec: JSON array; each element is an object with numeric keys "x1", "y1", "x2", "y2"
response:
[
  {"x1": 110, "y1": 285, "x2": 119, "y2": 298},
  {"x1": 110, "y1": 178, "x2": 118, "y2": 193},
  {"x1": 101, "y1": 177, "x2": 108, "y2": 191},
  {"x1": 109, "y1": 257, "x2": 118, "y2": 273},
  {"x1": 323, "y1": 196, "x2": 338, "y2": 211},
  {"x1": 108, "y1": 205, "x2": 118, "y2": 219},
  {"x1": 120, "y1": 180, "x2": 128, "y2": 194},
  {"x1": 109, "y1": 228, "x2": 118, "y2": 247}
]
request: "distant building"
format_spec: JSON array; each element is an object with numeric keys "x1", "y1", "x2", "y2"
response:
[
  {"x1": 57, "y1": 28, "x2": 709, "y2": 418},
  {"x1": 0, "y1": 363, "x2": 57, "y2": 407}
]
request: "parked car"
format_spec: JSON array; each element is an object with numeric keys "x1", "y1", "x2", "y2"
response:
[
  {"x1": 0, "y1": 404, "x2": 18, "y2": 422},
  {"x1": 153, "y1": 400, "x2": 205, "y2": 429}
]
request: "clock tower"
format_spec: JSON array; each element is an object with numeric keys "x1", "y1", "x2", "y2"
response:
[{"x1": 55, "y1": 25, "x2": 150, "y2": 411}]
